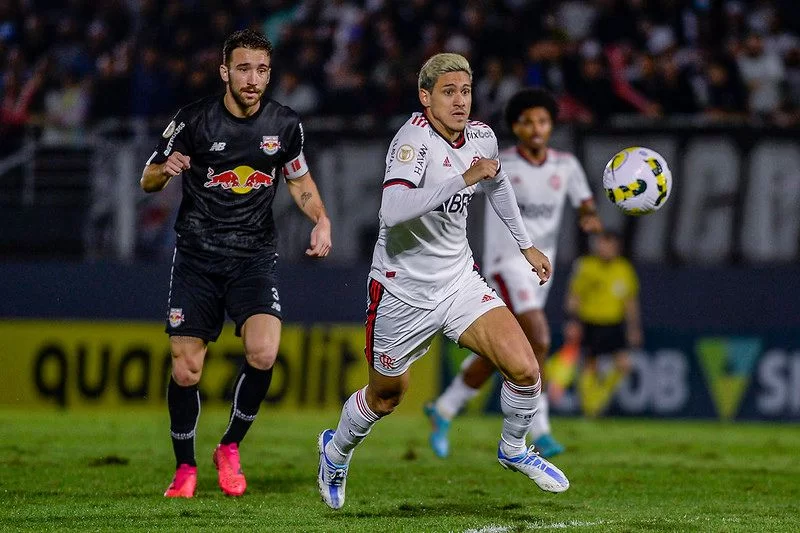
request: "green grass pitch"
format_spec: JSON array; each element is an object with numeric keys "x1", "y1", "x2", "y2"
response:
[{"x1": 1, "y1": 409, "x2": 798, "y2": 532}]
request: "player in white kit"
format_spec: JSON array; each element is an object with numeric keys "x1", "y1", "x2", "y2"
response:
[
  {"x1": 317, "y1": 54, "x2": 570, "y2": 510},
  {"x1": 425, "y1": 89, "x2": 603, "y2": 459}
]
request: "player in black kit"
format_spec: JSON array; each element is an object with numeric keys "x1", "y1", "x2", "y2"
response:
[{"x1": 141, "y1": 29, "x2": 331, "y2": 498}]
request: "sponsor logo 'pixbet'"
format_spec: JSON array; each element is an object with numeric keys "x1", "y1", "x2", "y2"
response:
[{"x1": 466, "y1": 129, "x2": 494, "y2": 140}]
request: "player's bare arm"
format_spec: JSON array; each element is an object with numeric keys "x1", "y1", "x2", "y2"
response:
[
  {"x1": 624, "y1": 297, "x2": 643, "y2": 348},
  {"x1": 577, "y1": 200, "x2": 603, "y2": 233},
  {"x1": 141, "y1": 152, "x2": 191, "y2": 193},
  {"x1": 462, "y1": 158, "x2": 499, "y2": 186},
  {"x1": 521, "y1": 246, "x2": 552, "y2": 285},
  {"x1": 286, "y1": 171, "x2": 332, "y2": 257}
]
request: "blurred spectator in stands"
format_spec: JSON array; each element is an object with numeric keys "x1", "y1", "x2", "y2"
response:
[
  {"x1": 775, "y1": 46, "x2": 800, "y2": 126},
  {"x1": 323, "y1": 31, "x2": 369, "y2": 115},
  {"x1": 0, "y1": 53, "x2": 46, "y2": 154},
  {"x1": 763, "y1": 9, "x2": 800, "y2": 58},
  {"x1": 523, "y1": 40, "x2": 565, "y2": 92},
  {"x1": 736, "y1": 32, "x2": 785, "y2": 122},
  {"x1": 606, "y1": 42, "x2": 661, "y2": 118},
  {"x1": 49, "y1": 17, "x2": 92, "y2": 78},
  {"x1": 89, "y1": 52, "x2": 131, "y2": 123},
  {"x1": 557, "y1": 0, "x2": 598, "y2": 42},
  {"x1": 699, "y1": 53, "x2": 748, "y2": 122},
  {"x1": 473, "y1": 57, "x2": 521, "y2": 125},
  {"x1": 562, "y1": 41, "x2": 637, "y2": 124},
  {"x1": 41, "y1": 67, "x2": 90, "y2": 145},
  {"x1": 593, "y1": 0, "x2": 644, "y2": 47},
  {"x1": 271, "y1": 69, "x2": 320, "y2": 116},
  {"x1": 130, "y1": 45, "x2": 172, "y2": 119},
  {"x1": 655, "y1": 51, "x2": 700, "y2": 115},
  {"x1": 20, "y1": 14, "x2": 49, "y2": 64},
  {"x1": 2, "y1": 0, "x2": 800, "y2": 129},
  {"x1": 262, "y1": 0, "x2": 299, "y2": 48}
]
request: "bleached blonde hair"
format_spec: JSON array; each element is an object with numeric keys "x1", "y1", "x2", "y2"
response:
[{"x1": 418, "y1": 53, "x2": 472, "y2": 92}]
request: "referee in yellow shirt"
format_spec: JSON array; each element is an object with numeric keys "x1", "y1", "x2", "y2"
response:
[{"x1": 565, "y1": 231, "x2": 642, "y2": 416}]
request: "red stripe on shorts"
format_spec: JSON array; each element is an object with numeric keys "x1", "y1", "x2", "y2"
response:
[
  {"x1": 364, "y1": 278, "x2": 384, "y2": 366},
  {"x1": 492, "y1": 273, "x2": 514, "y2": 314}
]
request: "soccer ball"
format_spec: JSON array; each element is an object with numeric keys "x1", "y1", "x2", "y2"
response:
[{"x1": 602, "y1": 146, "x2": 672, "y2": 215}]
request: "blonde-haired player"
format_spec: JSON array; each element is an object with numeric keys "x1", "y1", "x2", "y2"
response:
[
  {"x1": 317, "y1": 54, "x2": 569, "y2": 510},
  {"x1": 425, "y1": 88, "x2": 602, "y2": 459}
]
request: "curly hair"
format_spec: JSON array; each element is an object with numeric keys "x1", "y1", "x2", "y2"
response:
[{"x1": 504, "y1": 88, "x2": 559, "y2": 131}]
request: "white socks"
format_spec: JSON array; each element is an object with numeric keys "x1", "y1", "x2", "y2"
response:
[
  {"x1": 527, "y1": 392, "x2": 551, "y2": 441},
  {"x1": 499, "y1": 377, "x2": 541, "y2": 457},
  {"x1": 434, "y1": 374, "x2": 480, "y2": 420},
  {"x1": 326, "y1": 386, "x2": 380, "y2": 465}
]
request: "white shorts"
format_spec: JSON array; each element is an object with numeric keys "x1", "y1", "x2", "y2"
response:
[
  {"x1": 485, "y1": 257, "x2": 553, "y2": 314},
  {"x1": 365, "y1": 269, "x2": 506, "y2": 377}
]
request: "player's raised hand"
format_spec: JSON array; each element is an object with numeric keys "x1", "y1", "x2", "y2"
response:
[
  {"x1": 462, "y1": 158, "x2": 500, "y2": 186},
  {"x1": 521, "y1": 246, "x2": 552, "y2": 285},
  {"x1": 163, "y1": 152, "x2": 191, "y2": 177},
  {"x1": 306, "y1": 217, "x2": 332, "y2": 257}
]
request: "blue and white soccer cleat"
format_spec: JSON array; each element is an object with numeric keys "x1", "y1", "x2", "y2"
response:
[
  {"x1": 497, "y1": 442, "x2": 570, "y2": 493},
  {"x1": 423, "y1": 402, "x2": 450, "y2": 458},
  {"x1": 317, "y1": 429, "x2": 349, "y2": 509},
  {"x1": 532, "y1": 433, "x2": 565, "y2": 458}
]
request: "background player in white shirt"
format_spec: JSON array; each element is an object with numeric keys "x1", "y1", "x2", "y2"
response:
[
  {"x1": 425, "y1": 88, "x2": 603, "y2": 459},
  {"x1": 317, "y1": 54, "x2": 570, "y2": 510}
]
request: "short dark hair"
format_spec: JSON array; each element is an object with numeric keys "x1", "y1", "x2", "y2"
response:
[
  {"x1": 223, "y1": 29, "x2": 273, "y2": 65},
  {"x1": 504, "y1": 88, "x2": 559, "y2": 131}
]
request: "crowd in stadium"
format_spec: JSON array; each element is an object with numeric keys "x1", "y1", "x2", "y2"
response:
[{"x1": 1, "y1": 0, "x2": 799, "y2": 148}]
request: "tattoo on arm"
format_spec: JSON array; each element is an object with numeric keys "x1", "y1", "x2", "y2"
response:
[{"x1": 301, "y1": 192, "x2": 312, "y2": 207}]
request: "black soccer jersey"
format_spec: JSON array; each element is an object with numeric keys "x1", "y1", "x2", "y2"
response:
[{"x1": 147, "y1": 95, "x2": 309, "y2": 257}]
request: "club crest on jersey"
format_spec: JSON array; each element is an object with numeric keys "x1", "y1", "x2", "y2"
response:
[
  {"x1": 470, "y1": 156, "x2": 481, "y2": 167},
  {"x1": 168, "y1": 308, "x2": 184, "y2": 328},
  {"x1": 378, "y1": 353, "x2": 395, "y2": 370},
  {"x1": 549, "y1": 174, "x2": 562, "y2": 190},
  {"x1": 260, "y1": 136, "x2": 280, "y2": 155}
]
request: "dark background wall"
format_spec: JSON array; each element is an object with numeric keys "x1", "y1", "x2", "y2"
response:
[{"x1": 2, "y1": 261, "x2": 798, "y2": 332}]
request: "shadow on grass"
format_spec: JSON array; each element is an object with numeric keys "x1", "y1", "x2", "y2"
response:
[{"x1": 330, "y1": 499, "x2": 581, "y2": 520}]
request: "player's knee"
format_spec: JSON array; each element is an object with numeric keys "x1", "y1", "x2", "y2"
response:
[
  {"x1": 366, "y1": 387, "x2": 404, "y2": 416},
  {"x1": 504, "y1": 353, "x2": 540, "y2": 387},
  {"x1": 244, "y1": 343, "x2": 278, "y2": 370},
  {"x1": 170, "y1": 345, "x2": 205, "y2": 386},
  {"x1": 370, "y1": 394, "x2": 402, "y2": 416},
  {"x1": 172, "y1": 362, "x2": 202, "y2": 386}
]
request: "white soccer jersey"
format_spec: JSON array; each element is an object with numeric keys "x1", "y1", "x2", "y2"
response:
[
  {"x1": 483, "y1": 147, "x2": 593, "y2": 272},
  {"x1": 370, "y1": 112, "x2": 503, "y2": 309}
]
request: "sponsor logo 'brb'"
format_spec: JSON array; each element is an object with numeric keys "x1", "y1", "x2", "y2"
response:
[{"x1": 204, "y1": 166, "x2": 274, "y2": 194}]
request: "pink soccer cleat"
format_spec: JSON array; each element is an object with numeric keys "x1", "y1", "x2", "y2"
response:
[
  {"x1": 212, "y1": 443, "x2": 247, "y2": 496},
  {"x1": 164, "y1": 464, "x2": 197, "y2": 498}
]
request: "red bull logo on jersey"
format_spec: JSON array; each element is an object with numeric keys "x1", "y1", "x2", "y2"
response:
[
  {"x1": 260, "y1": 136, "x2": 281, "y2": 155},
  {"x1": 204, "y1": 166, "x2": 274, "y2": 194}
]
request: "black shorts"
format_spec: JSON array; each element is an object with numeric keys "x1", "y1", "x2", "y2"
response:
[
  {"x1": 581, "y1": 323, "x2": 626, "y2": 357},
  {"x1": 165, "y1": 247, "x2": 282, "y2": 342}
]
